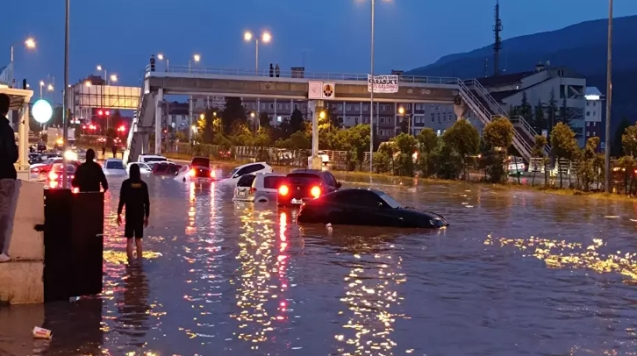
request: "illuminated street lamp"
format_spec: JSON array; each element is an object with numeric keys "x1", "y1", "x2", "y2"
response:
[
  {"x1": 110, "y1": 74, "x2": 118, "y2": 83},
  {"x1": 244, "y1": 30, "x2": 272, "y2": 75},
  {"x1": 84, "y1": 81, "x2": 91, "y2": 87},
  {"x1": 8, "y1": 37, "x2": 36, "y2": 85},
  {"x1": 157, "y1": 53, "x2": 169, "y2": 71},
  {"x1": 398, "y1": 106, "x2": 405, "y2": 115}
]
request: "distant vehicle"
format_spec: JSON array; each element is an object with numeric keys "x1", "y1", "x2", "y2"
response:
[
  {"x1": 152, "y1": 162, "x2": 181, "y2": 176},
  {"x1": 233, "y1": 172, "x2": 286, "y2": 203},
  {"x1": 307, "y1": 151, "x2": 330, "y2": 170},
  {"x1": 223, "y1": 162, "x2": 272, "y2": 185},
  {"x1": 47, "y1": 163, "x2": 76, "y2": 189},
  {"x1": 126, "y1": 162, "x2": 152, "y2": 175},
  {"x1": 506, "y1": 156, "x2": 526, "y2": 175},
  {"x1": 297, "y1": 188, "x2": 449, "y2": 228},
  {"x1": 103, "y1": 158, "x2": 127, "y2": 177},
  {"x1": 178, "y1": 156, "x2": 214, "y2": 182},
  {"x1": 278, "y1": 169, "x2": 341, "y2": 207},
  {"x1": 138, "y1": 154, "x2": 168, "y2": 164}
]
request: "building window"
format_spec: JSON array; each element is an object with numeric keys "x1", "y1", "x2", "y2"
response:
[
  {"x1": 431, "y1": 113, "x2": 435, "y2": 122},
  {"x1": 363, "y1": 104, "x2": 369, "y2": 111},
  {"x1": 593, "y1": 122, "x2": 596, "y2": 126},
  {"x1": 593, "y1": 111, "x2": 595, "y2": 116},
  {"x1": 337, "y1": 104, "x2": 343, "y2": 111},
  {"x1": 269, "y1": 104, "x2": 274, "y2": 109}
]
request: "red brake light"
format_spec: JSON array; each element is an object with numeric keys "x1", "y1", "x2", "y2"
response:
[
  {"x1": 310, "y1": 186, "x2": 321, "y2": 198},
  {"x1": 249, "y1": 187, "x2": 256, "y2": 194},
  {"x1": 190, "y1": 168, "x2": 196, "y2": 177},
  {"x1": 279, "y1": 185, "x2": 289, "y2": 196}
]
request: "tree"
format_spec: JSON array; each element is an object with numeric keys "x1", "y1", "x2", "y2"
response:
[
  {"x1": 550, "y1": 122, "x2": 579, "y2": 188},
  {"x1": 482, "y1": 117, "x2": 514, "y2": 183},
  {"x1": 289, "y1": 109, "x2": 305, "y2": 133},
  {"x1": 197, "y1": 108, "x2": 220, "y2": 144},
  {"x1": 399, "y1": 118, "x2": 409, "y2": 134},
  {"x1": 531, "y1": 135, "x2": 549, "y2": 186},
  {"x1": 532, "y1": 100, "x2": 545, "y2": 134},
  {"x1": 612, "y1": 117, "x2": 631, "y2": 157},
  {"x1": 221, "y1": 97, "x2": 247, "y2": 134},
  {"x1": 393, "y1": 133, "x2": 418, "y2": 176},
  {"x1": 517, "y1": 92, "x2": 533, "y2": 124},
  {"x1": 622, "y1": 123, "x2": 637, "y2": 157},
  {"x1": 416, "y1": 128, "x2": 439, "y2": 177},
  {"x1": 547, "y1": 89, "x2": 558, "y2": 134},
  {"x1": 259, "y1": 112, "x2": 271, "y2": 129},
  {"x1": 442, "y1": 119, "x2": 480, "y2": 179},
  {"x1": 483, "y1": 116, "x2": 514, "y2": 150}
]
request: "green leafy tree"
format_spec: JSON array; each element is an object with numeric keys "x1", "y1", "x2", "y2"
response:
[
  {"x1": 612, "y1": 117, "x2": 631, "y2": 157},
  {"x1": 221, "y1": 97, "x2": 247, "y2": 134},
  {"x1": 547, "y1": 89, "x2": 558, "y2": 134},
  {"x1": 550, "y1": 122, "x2": 579, "y2": 188},
  {"x1": 289, "y1": 109, "x2": 305, "y2": 133},
  {"x1": 577, "y1": 136, "x2": 601, "y2": 191},
  {"x1": 482, "y1": 117, "x2": 514, "y2": 183},
  {"x1": 345, "y1": 124, "x2": 371, "y2": 169},
  {"x1": 531, "y1": 135, "x2": 549, "y2": 185},
  {"x1": 393, "y1": 133, "x2": 418, "y2": 176},
  {"x1": 442, "y1": 119, "x2": 480, "y2": 179},
  {"x1": 621, "y1": 123, "x2": 637, "y2": 157},
  {"x1": 533, "y1": 100, "x2": 545, "y2": 134},
  {"x1": 517, "y1": 92, "x2": 533, "y2": 124},
  {"x1": 399, "y1": 118, "x2": 409, "y2": 134},
  {"x1": 558, "y1": 99, "x2": 576, "y2": 127},
  {"x1": 416, "y1": 128, "x2": 439, "y2": 177},
  {"x1": 259, "y1": 112, "x2": 271, "y2": 129}
]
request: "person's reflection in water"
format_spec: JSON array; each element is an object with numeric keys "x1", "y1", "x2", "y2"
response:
[{"x1": 114, "y1": 262, "x2": 151, "y2": 349}]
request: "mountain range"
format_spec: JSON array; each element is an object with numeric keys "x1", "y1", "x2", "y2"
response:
[{"x1": 407, "y1": 15, "x2": 637, "y2": 136}]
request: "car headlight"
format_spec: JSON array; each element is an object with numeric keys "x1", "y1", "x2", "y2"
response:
[{"x1": 64, "y1": 150, "x2": 78, "y2": 161}]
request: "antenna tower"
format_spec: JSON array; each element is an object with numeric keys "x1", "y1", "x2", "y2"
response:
[{"x1": 493, "y1": 0, "x2": 503, "y2": 76}]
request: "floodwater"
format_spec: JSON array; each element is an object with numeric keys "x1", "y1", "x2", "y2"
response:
[{"x1": 3, "y1": 166, "x2": 637, "y2": 356}]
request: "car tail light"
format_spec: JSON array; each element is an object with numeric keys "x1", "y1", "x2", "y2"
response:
[
  {"x1": 72, "y1": 187, "x2": 79, "y2": 194},
  {"x1": 279, "y1": 185, "x2": 289, "y2": 196},
  {"x1": 190, "y1": 168, "x2": 196, "y2": 177},
  {"x1": 49, "y1": 172, "x2": 58, "y2": 180},
  {"x1": 249, "y1": 187, "x2": 256, "y2": 194},
  {"x1": 310, "y1": 186, "x2": 321, "y2": 198}
]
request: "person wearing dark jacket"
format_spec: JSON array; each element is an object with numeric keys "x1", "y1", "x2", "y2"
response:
[
  {"x1": 117, "y1": 164, "x2": 150, "y2": 260},
  {"x1": 72, "y1": 149, "x2": 108, "y2": 192},
  {"x1": 0, "y1": 94, "x2": 17, "y2": 262}
]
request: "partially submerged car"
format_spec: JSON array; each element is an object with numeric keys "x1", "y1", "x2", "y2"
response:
[
  {"x1": 278, "y1": 169, "x2": 341, "y2": 207},
  {"x1": 297, "y1": 188, "x2": 449, "y2": 229}
]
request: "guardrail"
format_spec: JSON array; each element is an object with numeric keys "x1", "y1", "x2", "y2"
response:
[{"x1": 144, "y1": 64, "x2": 459, "y2": 85}]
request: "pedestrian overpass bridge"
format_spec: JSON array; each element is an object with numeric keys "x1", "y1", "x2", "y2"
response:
[{"x1": 123, "y1": 65, "x2": 549, "y2": 165}]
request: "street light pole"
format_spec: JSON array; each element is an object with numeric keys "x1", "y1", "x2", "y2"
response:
[
  {"x1": 62, "y1": 0, "x2": 70, "y2": 188},
  {"x1": 255, "y1": 39, "x2": 259, "y2": 75},
  {"x1": 604, "y1": 0, "x2": 613, "y2": 193},
  {"x1": 369, "y1": 0, "x2": 375, "y2": 172}
]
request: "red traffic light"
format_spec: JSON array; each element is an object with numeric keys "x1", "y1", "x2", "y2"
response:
[
  {"x1": 105, "y1": 110, "x2": 110, "y2": 116},
  {"x1": 97, "y1": 110, "x2": 103, "y2": 116}
]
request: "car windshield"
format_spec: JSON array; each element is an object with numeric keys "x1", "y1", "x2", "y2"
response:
[
  {"x1": 380, "y1": 193, "x2": 403, "y2": 209},
  {"x1": 229, "y1": 168, "x2": 239, "y2": 177},
  {"x1": 106, "y1": 161, "x2": 125, "y2": 169}
]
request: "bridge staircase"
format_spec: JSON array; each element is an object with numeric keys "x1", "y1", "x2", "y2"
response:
[
  {"x1": 123, "y1": 92, "x2": 156, "y2": 164},
  {"x1": 458, "y1": 79, "x2": 550, "y2": 161}
]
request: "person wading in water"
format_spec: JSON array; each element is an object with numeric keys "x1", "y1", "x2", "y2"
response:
[
  {"x1": 72, "y1": 148, "x2": 108, "y2": 192},
  {"x1": 117, "y1": 164, "x2": 150, "y2": 261}
]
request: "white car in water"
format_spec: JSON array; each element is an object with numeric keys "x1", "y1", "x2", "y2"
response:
[
  {"x1": 103, "y1": 159, "x2": 127, "y2": 176},
  {"x1": 126, "y1": 162, "x2": 152, "y2": 175},
  {"x1": 221, "y1": 162, "x2": 273, "y2": 185}
]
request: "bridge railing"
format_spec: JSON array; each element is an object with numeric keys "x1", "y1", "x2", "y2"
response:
[{"x1": 144, "y1": 64, "x2": 459, "y2": 85}]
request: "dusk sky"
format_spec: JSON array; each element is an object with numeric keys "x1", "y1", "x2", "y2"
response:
[{"x1": 3, "y1": 0, "x2": 637, "y2": 101}]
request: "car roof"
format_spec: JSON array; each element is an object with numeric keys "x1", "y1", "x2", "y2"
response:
[
  {"x1": 256, "y1": 172, "x2": 285, "y2": 178},
  {"x1": 289, "y1": 169, "x2": 324, "y2": 175},
  {"x1": 105, "y1": 158, "x2": 123, "y2": 162},
  {"x1": 236, "y1": 161, "x2": 269, "y2": 169}
]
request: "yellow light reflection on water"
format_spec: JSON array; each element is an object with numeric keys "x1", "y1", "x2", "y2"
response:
[
  {"x1": 336, "y1": 251, "x2": 406, "y2": 355},
  {"x1": 229, "y1": 208, "x2": 290, "y2": 348},
  {"x1": 485, "y1": 235, "x2": 637, "y2": 281}
]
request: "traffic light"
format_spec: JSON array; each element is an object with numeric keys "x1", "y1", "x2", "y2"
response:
[{"x1": 93, "y1": 108, "x2": 111, "y2": 117}]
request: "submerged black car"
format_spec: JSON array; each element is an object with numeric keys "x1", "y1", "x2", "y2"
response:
[
  {"x1": 189, "y1": 157, "x2": 213, "y2": 179},
  {"x1": 297, "y1": 188, "x2": 449, "y2": 229}
]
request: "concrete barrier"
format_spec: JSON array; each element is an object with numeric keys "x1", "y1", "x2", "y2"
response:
[{"x1": 0, "y1": 180, "x2": 45, "y2": 304}]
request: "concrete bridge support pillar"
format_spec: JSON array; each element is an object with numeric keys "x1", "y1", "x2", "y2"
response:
[
  {"x1": 308, "y1": 100, "x2": 323, "y2": 170},
  {"x1": 154, "y1": 88, "x2": 163, "y2": 155}
]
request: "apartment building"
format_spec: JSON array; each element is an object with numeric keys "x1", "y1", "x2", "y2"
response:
[{"x1": 584, "y1": 87, "x2": 604, "y2": 143}]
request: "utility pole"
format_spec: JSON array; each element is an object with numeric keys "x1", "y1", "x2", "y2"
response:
[
  {"x1": 493, "y1": 0, "x2": 503, "y2": 76},
  {"x1": 604, "y1": 0, "x2": 613, "y2": 193}
]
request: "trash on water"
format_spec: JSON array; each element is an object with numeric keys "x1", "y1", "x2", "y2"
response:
[
  {"x1": 33, "y1": 326, "x2": 52, "y2": 339},
  {"x1": 461, "y1": 202, "x2": 468, "y2": 205},
  {"x1": 604, "y1": 215, "x2": 620, "y2": 219},
  {"x1": 326, "y1": 223, "x2": 333, "y2": 234},
  {"x1": 465, "y1": 205, "x2": 474, "y2": 208}
]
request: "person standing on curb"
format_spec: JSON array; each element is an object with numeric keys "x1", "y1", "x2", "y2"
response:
[
  {"x1": 117, "y1": 164, "x2": 150, "y2": 262},
  {"x1": 72, "y1": 149, "x2": 108, "y2": 192},
  {"x1": 0, "y1": 94, "x2": 18, "y2": 262}
]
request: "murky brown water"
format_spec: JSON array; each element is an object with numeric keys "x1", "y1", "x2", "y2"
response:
[{"x1": 3, "y1": 166, "x2": 637, "y2": 355}]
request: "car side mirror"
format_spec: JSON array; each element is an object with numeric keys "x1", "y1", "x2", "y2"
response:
[{"x1": 336, "y1": 182, "x2": 342, "y2": 188}]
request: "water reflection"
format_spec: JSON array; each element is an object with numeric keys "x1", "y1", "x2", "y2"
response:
[{"x1": 114, "y1": 263, "x2": 151, "y2": 347}]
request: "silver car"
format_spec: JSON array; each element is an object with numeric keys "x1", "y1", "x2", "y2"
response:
[
  {"x1": 233, "y1": 173, "x2": 286, "y2": 203},
  {"x1": 103, "y1": 158, "x2": 127, "y2": 177}
]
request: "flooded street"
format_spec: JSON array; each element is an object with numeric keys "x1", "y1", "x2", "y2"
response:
[{"x1": 3, "y1": 166, "x2": 637, "y2": 355}]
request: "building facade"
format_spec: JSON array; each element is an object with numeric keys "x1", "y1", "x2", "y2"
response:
[
  {"x1": 471, "y1": 64, "x2": 587, "y2": 146},
  {"x1": 166, "y1": 96, "x2": 460, "y2": 141},
  {"x1": 584, "y1": 87, "x2": 604, "y2": 144}
]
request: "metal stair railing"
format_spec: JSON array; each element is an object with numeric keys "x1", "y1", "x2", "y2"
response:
[
  {"x1": 457, "y1": 79, "x2": 532, "y2": 160},
  {"x1": 467, "y1": 78, "x2": 550, "y2": 157}
]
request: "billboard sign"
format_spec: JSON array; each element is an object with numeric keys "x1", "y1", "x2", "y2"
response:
[{"x1": 367, "y1": 75, "x2": 399, "y2": 93}]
